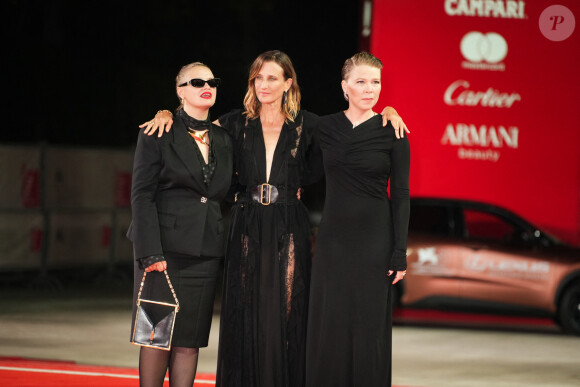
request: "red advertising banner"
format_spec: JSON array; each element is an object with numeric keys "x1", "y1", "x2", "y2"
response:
[{"x1": 370, "y1": 0, "x2": 580, "y2": 245}]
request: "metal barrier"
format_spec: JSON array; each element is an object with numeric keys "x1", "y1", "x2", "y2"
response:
[{"x1": 0, "y1": 143, "x2": 134, "y2": 285}]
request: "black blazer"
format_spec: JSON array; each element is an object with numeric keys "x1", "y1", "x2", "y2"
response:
[{"x1": 127, "y1": 116, "x2": 233, "y2": 260}]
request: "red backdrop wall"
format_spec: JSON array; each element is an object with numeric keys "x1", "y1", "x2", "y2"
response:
[{"x1": 370, "y1": 0, "x2": 580, "y2": 245}]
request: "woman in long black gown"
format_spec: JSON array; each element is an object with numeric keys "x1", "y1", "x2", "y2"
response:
[
  {"x1": 305, "y1": 52, "x2": 410, "y2": 387},
  {"x1": 215, "y1": 51, "x2": 320, "y2": 387}
]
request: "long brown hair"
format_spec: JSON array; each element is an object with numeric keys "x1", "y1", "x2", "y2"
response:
[{"x1": 243, "y1": 50, "x2": 301, "y2": 122}]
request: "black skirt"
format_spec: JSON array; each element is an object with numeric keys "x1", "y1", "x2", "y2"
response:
[{"x1": 131, "y1": 252, "x2": 222, "y2": 348}]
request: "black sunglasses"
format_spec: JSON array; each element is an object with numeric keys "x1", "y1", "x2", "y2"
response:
[{"x1": 178, "y1": 78, "x2": 221, "y2": 88}]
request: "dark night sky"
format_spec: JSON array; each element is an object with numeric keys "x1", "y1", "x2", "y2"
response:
[{"x1": 2, "y1": 0, "x2": 361, "y2": 147}]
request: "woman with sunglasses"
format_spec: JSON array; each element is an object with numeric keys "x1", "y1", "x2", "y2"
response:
[
  {"x1": 128, "y1": 62, "x2": 232, "y2": 387},
  {"x1": 140, "y1": 50, "x2": 408, "y2": 387}
]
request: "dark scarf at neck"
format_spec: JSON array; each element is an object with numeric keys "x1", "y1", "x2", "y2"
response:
[{"x1": 176, "y1": 108, "x2": 212, "y2": 132}]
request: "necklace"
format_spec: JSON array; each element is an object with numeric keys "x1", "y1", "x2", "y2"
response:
[{"x1": 188, "y1": 129, "x2": 209, "y2": 146}]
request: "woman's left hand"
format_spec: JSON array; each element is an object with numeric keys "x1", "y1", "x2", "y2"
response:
[
  {"x1": 380, "y1": 106, "x2": 410, "y2": 139},
  {"x1": 388, "y1": 270, "x2": 406, "y2": 285},
  {"x1": 145, "y1": 261, "x2": 167, "y2": 272}
]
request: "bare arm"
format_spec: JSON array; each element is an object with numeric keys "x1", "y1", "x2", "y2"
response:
[{"x1": 138, "y1": 110, "x2": 222, "y2": 137}]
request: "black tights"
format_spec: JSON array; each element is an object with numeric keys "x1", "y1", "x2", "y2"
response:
[{"x1": 139, "y1": 346, "x2": 199, "y2": 387}]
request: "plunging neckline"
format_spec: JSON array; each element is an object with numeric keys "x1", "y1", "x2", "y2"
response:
[{"x1": 259, "y1": 120, "x2": 284, "y2": 183}]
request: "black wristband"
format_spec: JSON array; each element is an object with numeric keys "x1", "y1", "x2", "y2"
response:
[{"x1": 137, "y1": 255, "x2": 165, "y2": 270}]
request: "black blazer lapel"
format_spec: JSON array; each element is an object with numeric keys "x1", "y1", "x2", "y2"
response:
[{"x1": 170, "y1": 117, "x2": 205, "y2": 190}]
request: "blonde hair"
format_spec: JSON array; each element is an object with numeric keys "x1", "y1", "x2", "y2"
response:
[
  {"x1": 341, "y1": 52, "x2": 383, "y2": 81},
  {"x1": 243, "y1": 50, "x2": 301, "y2": 122},
  {"x1": 175, "y1": 62, "x2": 211, "y2": 109}
]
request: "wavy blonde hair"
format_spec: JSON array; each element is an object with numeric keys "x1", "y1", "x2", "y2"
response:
[{"x1": 243, "y1": 50, "x2": 301, "y2": 122}]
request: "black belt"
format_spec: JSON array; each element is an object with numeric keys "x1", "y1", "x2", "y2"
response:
[{"x1": 236, "y1": 184, "x2": 298, "y2": 205}]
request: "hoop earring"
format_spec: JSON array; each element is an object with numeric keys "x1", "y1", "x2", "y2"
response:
[
  {"x1": 283, "y1": 91, "x2": 288, "y2": 107},
  {"x1": 343, "y1": 92, "x2": 349, "y2": 101}
]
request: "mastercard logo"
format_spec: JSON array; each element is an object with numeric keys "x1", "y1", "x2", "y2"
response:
[{"x1": 460, "y1": 32, "x2": 508, "y2": 64}]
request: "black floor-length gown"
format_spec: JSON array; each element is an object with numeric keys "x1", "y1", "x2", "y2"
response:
[
  {"x1": 305, "y1": 113, "x2": 410, "y2": 387},
  {"x1": 216, "y1": 110, "x2": 322, "y2": 387}
]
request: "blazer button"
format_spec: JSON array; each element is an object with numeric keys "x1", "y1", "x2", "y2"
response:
[{"x1": 201, "y1": 197, "x2": 208, "y2": 203}]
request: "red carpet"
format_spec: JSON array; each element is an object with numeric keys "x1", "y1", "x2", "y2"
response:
[
  {"x1": 0, "y1": 357, "x2": 216, "y2": 387},
  {"x1": 0, "y1": 356, "x2": 420, "y2": 387}
]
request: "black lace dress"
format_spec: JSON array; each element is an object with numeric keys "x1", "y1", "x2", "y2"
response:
[{"x1": 216, "y1": 110, "x2": 322, "y2": 387}]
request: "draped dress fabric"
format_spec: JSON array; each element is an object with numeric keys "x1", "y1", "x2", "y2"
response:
[
  {"x1": 305, "y1": 113, "x2": 410, "y2": 387},
  {"x1": 216, "y1": 110, "x2": 322, "y2": 387}
]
